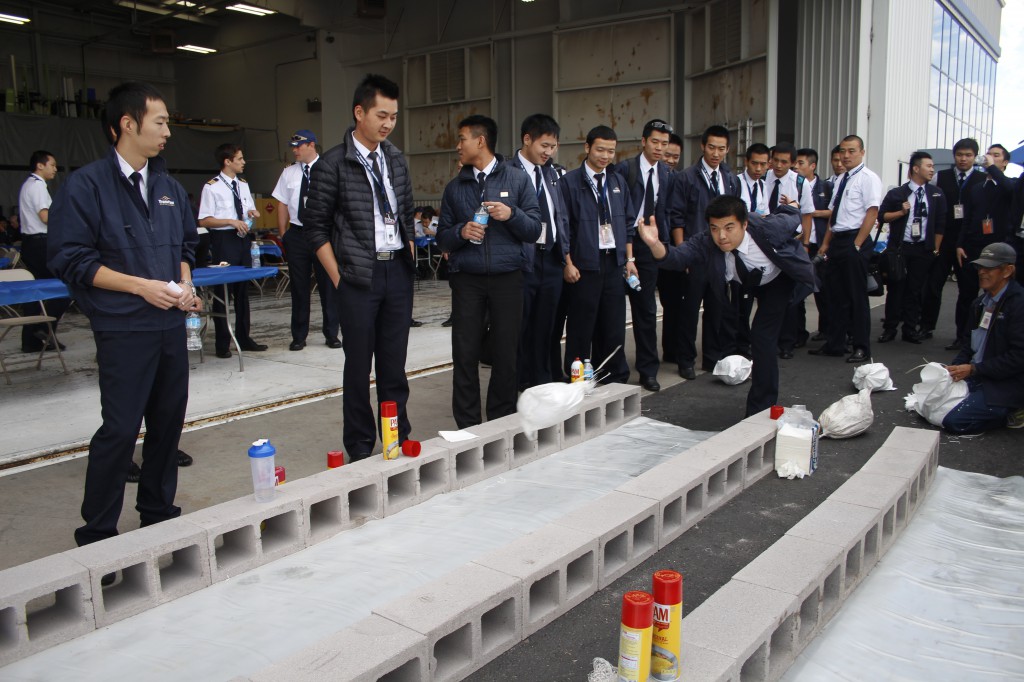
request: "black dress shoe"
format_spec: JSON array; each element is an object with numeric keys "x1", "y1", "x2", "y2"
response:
[
  {"x1": 846, "y1": 348, "x2": 869, "y2": 363},
  {"x1": 877, "y1": 330, "x2": 896, "y2": 343},
  {"x1": 810, "y1": 332, "x2": 826, "y2": 342},
  {"x1": 793, "y1": 333, "x2": 809, "y2": 349},
  {"x1": 918, "y1": 330, "x2": 933, "y2": 340},
  {"x1": 240, "y1": 340, "x2": 268, "y2": 351},
  {"x1": 944, "y1": 340, "x2": 962, "y2": 351},
  {"x1": 33, "y1": 330, "x2": 66, "y2": 351},
  {"x1": 441, "y1": 318, "x2": 453, "y2": 328},
  {"x1": 216, "y1": 349, "x2": 232, "y2": 359},
  {"x1": 410, "y1": 319, "x2": 424, "y2": 327},
  {"x1": 289, "y1": 340, "x2": 305, "y2": 351},
  {"x1": 902, "y1": 332, "x2": 922, "y2": 344},
  {"x1": 808, "y1": 344, "x2": 844, "y2": 357},
  {"x1": 778, "y1": 350, "x2": 794, "y2": 360},
  {"x1": 177, "y1": 449, "x2": 193, "y2": 467},
  {"x1": 127, "y1": 460, "x2": 141, "y2": 483},
  {"x1": 678, "y1": 364, "x2": 696, "y2": 380},
  {"x1": 325, "y1": 338, "x2": 342, "y2": 349},
  {"x1": 641, "y1": 376, "x2": 661, "y2": 392}
]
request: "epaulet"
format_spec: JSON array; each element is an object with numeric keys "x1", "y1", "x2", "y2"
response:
[
  {"x1": 207, "y1": 177, "x2": 219, "y2": 185},
  {"x1": 238, "y1": 178, "x2": 248, "y2": 183}
]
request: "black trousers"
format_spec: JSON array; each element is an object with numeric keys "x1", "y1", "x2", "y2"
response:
[
  {"x1": 75, "y1": 328, "x2": 187, "y2": 546},
  {"x1": 823, "y1": 232, "x2": 871, "y2": 355},
  {"x1": 724, "y1": 281, "x2": 754, "y2": 356},
  {"x1": 743, "y1": 275, "x2": 795, "y2": 416},
  {"x1": 209, "y1": 230, "x2": 254, "y2": 353},
  {"x1": 882, "y1": 242, "x2": 932, "y2": 334},
  {"x1": 808, "y1": 242, "x2": 829, "y2": 335},
  {"x1": 657, "y1": 268, "x2": 685, "y2": 363},
  {"x1": 549, "y1": 283, "x2": 570, "y2": 382},
  {"x1": 920, "y1": 235, "x2": 960, "y2": 333},
  {"x1": 954, "y1": 243, "x2": 984, "y2": 345},
  {"x1": 20, "y1": 233, "x2": 70, "y2": 349},
  {"x1": 338, "y1": 259, "x2": 413, "y2": 459},
  {"x1": 564, "y1": 251, "x2": 630, "y2": 384},
  {"x1": 627, "y1": 244, "x2": 661, "y2": 380},
  {"x1": 195, "y1": 232, "x2": 212, "y2": 269},
  {"x1": 518, "y1": 244, "x2": 563, "y2": 390},
  {"x1": 283, "y1": 225, "x2": 339, "y2": 343},
  {"x1": 451, "y1": 270, "x2": 523, "y2": 428},
  {"x1": 679, "y1": 264, "x2": 727, "y2": 370}
]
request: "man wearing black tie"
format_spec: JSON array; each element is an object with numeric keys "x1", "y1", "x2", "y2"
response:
[
  {"x1": 878, "y1": 151, "x2": 947, "y2": 344},
  {"x1": 614, "y1": 119, "x2": 674, "y2": 391},
  {"x1": 639, "y1": 196, "x2": 815, "y2": 416},
  {"x1": 512, "y1": 114, "x2": 570, "y2": 390},
  {"x1": 271, "y1": 130, "x2": 341, "y2": 351}
]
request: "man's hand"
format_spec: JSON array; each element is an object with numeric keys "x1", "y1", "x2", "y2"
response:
[
  {"x1": 625, "y1": 260, "x2": 639, "y2": 279},
  {"x1": 957, "y1": 247, "x2": 967, "y2": 267},
  {"x1": 946, "y1": 364, "x2": 973, "y2": 382},
  {"x1": 637, "y1": 216, "x2": 660, "y2": 247},
  {"x1": 563, "y1": 262, "x2": 581, "y2": 283},
  {"x1": 482, "y1": 201, "x2": 511, "y2": 221},
  {"x1": 901, "y1": 200, "x2": 911, "y2": 214},
  {"x1": 461, "y1": 221, "x2": 486, "y2": 242},
  {"x1": 234, "y1": 219, "x2": 250, "y2": 237},
  {"x1": 138, "y1": 280, "x2": 182, "y2": 310},
  {"x1": 176, "y1": 283, "x2": 201, "y2": 312},
  {"x1": 248, "y1": 209, "x2": 261, "y2": 219}
]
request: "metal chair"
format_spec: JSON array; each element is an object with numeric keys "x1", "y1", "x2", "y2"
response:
[{"x1": 0, "y1": 269, "x2": 69, "y2": 384}]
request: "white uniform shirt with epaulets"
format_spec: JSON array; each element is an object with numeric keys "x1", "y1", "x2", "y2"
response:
[
  {"x1": 828, "y1": 163, "x2": 883, "y2": 233},
  {"x1": 271, "y1": 157, "x2": 318, "y2": 227},
  {"x1": 806, "y1": 176, "x2": 826, "y2": 244},
  {"x1": 740, "y1": 171, "x2": 768, "y2": 216},
  {"x1": 766, "y1": 169, "x2": 816, "y2": 218},
  {"x1": 18, "y1": 173, "x2": 51, "y2": 236},
  {"x1": 198, "y1": 172, "x2": 256, "y2": 230}
]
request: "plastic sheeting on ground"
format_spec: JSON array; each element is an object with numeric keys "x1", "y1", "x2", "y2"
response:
[
  {"x1": 784, "y1": 467, "x2": 1024, "y2": 681},
  {"x1": 2, "y1": 417, "x2": 713, "y2": 682}
]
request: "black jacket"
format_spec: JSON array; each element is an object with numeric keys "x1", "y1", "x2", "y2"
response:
[
  {"x1": 303, "y1": 127, "x2": 416, "y2": 290},
  {"x1": 935, "y1": 167, "x2": 985, "y2": 247},
  {"x1": 801, "y1": 174, "x2": 833, "y2": 245},
  {"x1": 506, "y1": 154, "x2": 570, "y2": 260},
  {"x1": 879, "y1": 182, "x2": 947, "y2": 250},
  {"x1": 959, "y1": 165, "x2": 1016, "y2": 250},
  {"x1": 667, "y1": 160, "x2": 742, "y2": 240},
  {"x1": 952, "y1": 279, "x2": 1024, "y2": 408},
  {"x1": 561, "y1": 163, "x2": 635, "y2": 271},
  {"x1": 613, "y1": 155, "x2": 671, "y2": 245},
  {"x1": 436, "y1": 156, "x2": 542, "y2": 275}
]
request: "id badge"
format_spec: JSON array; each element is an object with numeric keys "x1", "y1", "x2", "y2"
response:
[
  {"x1": 953, "y1": 204, "x2": 964, "y2": 220},
  {"x1": 910, "y1": 219, "x2": 922, "y2": 240},
  {"x1": 539, "y1": 221, "x2": 548, "y2": 244},
  {"x1": 600, "y1": 223, "x2": 613, "y2": 245},
  {"x1": 980, "y1": 310, "x2": 993, "y2": 330},
  {"x1": 982, "y1": 218, "x2": 993, "y2": 235},
  {"x1": 384, "y1": 215, "x2": 398, "y2": 244}
]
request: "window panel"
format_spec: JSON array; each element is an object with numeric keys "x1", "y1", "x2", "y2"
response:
[
  {"x1": 929, "y1": 106, "x2": 939, "y2": 147},
  {"x1": 966, "y1": 40, "x2": 975, "y2": 94},
  {"x1": 932, "y1": 5, "x2": 943, "y2": 68},
  {"x1": 941, "y1": 12, "x2": 951, "y2": 74},
  {"x1": 930, "y1": 67, "x2": 940, "y2": 106}
]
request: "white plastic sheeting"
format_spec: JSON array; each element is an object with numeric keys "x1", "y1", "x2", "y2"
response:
[
  {"x1": 2, "y1": 417, "x2": 713, "y2": 682},
  {"x1": 785, "y1": 467, "x2": 1024, "y2": 681}
]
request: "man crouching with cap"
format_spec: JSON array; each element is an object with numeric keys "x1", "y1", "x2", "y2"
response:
[{"x1": 944, "y1": 242, "x2": 1024, "y2": 433}]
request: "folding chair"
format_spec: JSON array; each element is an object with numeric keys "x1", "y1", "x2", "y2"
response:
[{"x1": 0, "y1": 269, "x2": 69, "y2": 384}]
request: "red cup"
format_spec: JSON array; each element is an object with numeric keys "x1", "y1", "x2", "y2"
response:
[
  {"x1": 401, "y1": 440, "x2": 421, "y2": 457},
  {"x1": 770, "y1": 405, "x2": 785, "y2": 420},
  {"x1": 327, "y1": 451, "x2": 345, "y2": 468},
  {"x1": 274, "y1": 466, "x2": 286, "y2": 485}
]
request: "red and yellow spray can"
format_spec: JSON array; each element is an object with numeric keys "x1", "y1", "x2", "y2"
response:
[
  {"x1": 618, "y1": 591, "x2": 654, "y2": 682},
  {"x1": 651, "y1": 570, "x2": 684, "y2": 680},
  {"x1": 381, "y1": 401, "x2": 400, "y2": 460}
]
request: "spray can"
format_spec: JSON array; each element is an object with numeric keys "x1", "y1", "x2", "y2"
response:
[
  {"x1": 381, "y1": 400, "x2": 400, "y2": 460},
  {"x1": 651, "y1": 570, "x2": 683, "y2": 681},
  {"x1": 617, "y1": 591, "x2": 654, "y2": 682},
  {"x1": 570, "y1": 357, "x2": 583, "y2": 383}
]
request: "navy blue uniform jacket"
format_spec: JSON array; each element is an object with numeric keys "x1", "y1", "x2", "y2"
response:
[
  {"x1": 506, "y1": 155, "x2": 571, "y2": 261},
  {"x1": 960, "y1": 165, "x2": 1016, "y2": 250},
  {"x1": 613, "y1": 155, "x2": 671, "y2": 244},
  {"x1": 668, "y1": 160, "x2": 742, "y2": 239},
  {"x1": 561, "y1": 164, "x2": 635, "y2": 270},
  {"x1": 879, "y1": 182, "x2": 948, "y2": 250},
  {"x1": 47, "y1": 148, "x2": 198, "y2": 331},
  {"x1": 436, "y1": 156, "x2": 542, "y2": 274},
  {"x1": 654, "y1": 206, "x2": 817, "y2": 302},
  {"x1": 801, "y1": 174, "x2": 832, "y2": 244},
  {"x1": 952, "y1": 279, "x2": 1024, "y2": 408}
]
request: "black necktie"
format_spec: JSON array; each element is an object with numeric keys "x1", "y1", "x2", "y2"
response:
[
  {"x1": 535, "y1": 166, "x2": 553, "y2": 244},
  {"x1": 733, "y1": 253, "x2": 762, "y2": 292},
  {"x1": 769, "y1": 178, "x2": 781, "y2": 212},
  {"x1": 750, "y1": 180, "x2": 760, "y2": 211},
  {"x1": 595, "y1": 173, "x2": 609, "y2": 223},
  {"x1": 914, "y1": 187, "x2": 928, "y2": 218},
  {"x1": 709, "y1": 170, "x2": 720, "y2": 196},
  {"x1": 957, "y1": 171, "x2": 966, "y2": 192},
  {"x1": 830, "y1": 173, "x2": 850, "y2": 226},
  {"x1": 297, "y1": 163, "x2": 309, "y2": 223},
  {"x1": 230, "y1": 179, "x2": 243, "y2": 220},
  {"x1": 129, "y1": 171, "x2": 148, "y2": 216},
  {"x1": 477, "y1": 171, "x2": 486, "y2": 199},
  {"x1": 643, "y1": 168, "x2": 656, "y2": 222}
]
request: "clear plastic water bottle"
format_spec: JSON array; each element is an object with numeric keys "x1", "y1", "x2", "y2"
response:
[
  {"x1": 186, "y1": 312, "x2": 202, "y2": 351},
  {"x1": 583, "y1": 358, "x2": 595, "y2": 394},
  {"x1": 625, "y1": 271, "x2": 642, "y2": 291},
  {"x1": 470, "y1": 204, "x2": 488, "y2": 245},
  {"x1": 250, "y1": 241, "x2": 261, "y2": 268}
]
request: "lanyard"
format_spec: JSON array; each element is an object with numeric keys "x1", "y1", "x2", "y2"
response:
[
  {"x1": 355, "y1": 149, "x2": 394, "y2": 218},
  {"x1": 743, "y1": 176, "x2": 761, "y2": 208},
  {"x1": 700, "y1": 164, "x2": 721, "y2": 194},
  {"x1": 584, "y1": 169, "x2": 610, "y2": 220}
]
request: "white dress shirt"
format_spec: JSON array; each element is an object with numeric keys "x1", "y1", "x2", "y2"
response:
[
  {"x1": 198, "y1": 171, "x2": 256, "y2": 230},
  {"x1": 806, "y1": 176, "x2": 822, "y2": 244},
  {"x1": 724, "y1": 231, "x2": 780, "y2": 286},
  {"x1": 634, "y1": 154, "x2": 661, "y2": 223},
  {"x1": 352, "y1": 136, "x2": 402, "y2": 251},
  {"x1": 740, "y1": 171, "x2": 767, "y2": 215},
  {"x1": 517, "y1": 151, "x2": 556, "y2": 245},
  {"x1": 766, "y1": 169, "x2": 816, "y2": 217},
  {"x1": 271, "y1": 156, "x2": 318, "y2": 227},
  {"x1": 18, "y1": 173, "x2": 52, "y2": 236},
  {"x1": 585, "y1": 162, "x2": 616, "y2": 248},
  {"x1": 828, "y1": 163, "x2": 882, "y2": 233},
  {"x1": 701, "y1": 158, "x2": 726, "y2": 196}
]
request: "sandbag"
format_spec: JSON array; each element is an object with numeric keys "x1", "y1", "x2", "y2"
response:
[
  {"x1": 852, "y1": 362, "x2": 896, "y2": 392},
  {"x1": 819, "y1": 388, "x2": 874, "y2": 438},
  {"x1": 712, "y1": 355, "x2": 752, "y2": 385},
  {"x1": 517, "y1": 380, "x2": 587, "y2": 438},
  {"x1": 904, "y1": 362, "x2": 968, "y2": 426}
]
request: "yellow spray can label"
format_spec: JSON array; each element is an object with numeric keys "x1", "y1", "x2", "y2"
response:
[
  {"x1": 382, "y1": 415, "x2": 399, "y2": 460},
  {"x1": 651, "y1": 600, "x2": 682, "y2": 680},
  {"x1": 617, "y1": 623, "x2": 653, "y2": 682}
]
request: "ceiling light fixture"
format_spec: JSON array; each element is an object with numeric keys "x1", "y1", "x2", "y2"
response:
[
  {"x1": 177, "y1": 44, "x2": 217, "y2": 54},
  {"x1": 0, "y1": 12, "x2": 30, "y2": 24},
  {"x1": 226, "y1": 3, "x2": 275, "y2": 15},
  {"x1": 115, "y1": 1, "x2": 171, "y2": 15}
]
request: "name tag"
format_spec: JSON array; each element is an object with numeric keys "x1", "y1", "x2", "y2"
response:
[
  {"x1": 384, "y1": 215, "x2": 398, "y2": 244},
  {"x1": 953, "y1": 204, "x2": 964, "y2": 220},
  {"x1": 980, "y1": 310, "x2": 993, "y2": 330},
  {"x1": 600, "y1": 223, "x2": 613, "y2": 244},
  {"x1": 910, "y1": 219, "x2": 922, "y2": 240},
  {"x1": 982, "y1": 218, "x2": 993, "y2": 235},
  {"x1": 500, "y1": 191, "x2": 509, "y2": 197}
]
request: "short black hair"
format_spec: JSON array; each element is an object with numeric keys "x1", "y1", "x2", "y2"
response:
[
  {"x1": 701, "y1": 125, "x2": 730, "y2": 145},
  {"x1": 642, "y1": 119, "x2": 673, "y2": 140},
  {"x1": 830, "y1": 145, "x2": 842, "y2": 157},
  {"x1": 745, "y1": 143, "x2": 770, "y2": 160},
  {"x1": 520, "y1": 113, "x2": 560, "y2": 143},
  {"x1": 989, "y1": 143, "x2": 1010, "y2": 159},
  {"x1": 586, "y1": 125, "x2": 617, "y2": 146},
  {"x1": 770, "y1": 142, "x2": 797, "y2": 162},
  {"x1": 215, "y1": 143, "x2": 243, "y2": 169},
  {"x1": 459, "y1": 115, "x2": 498, "y2": 153},
  {"x1": 421, "y1": 206, "x2": 436, "y2": 220},
  {"x1": 29, "y1": 150, "x2": 54, "y2": 172},
  {"x1": 668, "y1": 133, "x2": 683, "y2": 147},
  {"x1": 953, "y1": 138, "x2": 979, "y2": 155},
  {"x1": 103, "y1": 81, "x2": 165, "y2": 144},
  {"x1": 909, "y1": 150, "x2": 932, "y2": 170},
  {"x1": 705, "y1": 195, "x2": 748, "y2": 224},
  {"x1": 352, "y1": 73, "x2": 400, "y2": 120},
  {"x1": 841, "y1": 134, "x2": 865, "y2": 150},
  {"x1": 796, "y1": 147, "x2": 818, "y2": 165}
]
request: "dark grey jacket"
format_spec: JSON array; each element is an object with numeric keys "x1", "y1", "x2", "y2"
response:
[{"x1": 303, "y1": 127, "x2": 415, "y2": 289}]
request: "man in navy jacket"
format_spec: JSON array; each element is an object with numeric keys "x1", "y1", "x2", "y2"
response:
[
  {"x1": 48, "y1": 82, "x2": 200, "y2": 553},
  {"x1": 640, "y1": 196, "x2": 816, "y2": 416},
  {"x1": 436, "y1": 115, "x2": 541, "y2": 427}
]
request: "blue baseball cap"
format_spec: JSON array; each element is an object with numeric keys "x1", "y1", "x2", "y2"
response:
[{"x1": 289, "y1": 130, "x2": 317, "y2": 147}]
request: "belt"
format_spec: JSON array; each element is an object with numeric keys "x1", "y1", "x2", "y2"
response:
[
  {"x1": 289, "y1": 223, "x2": 303, "y2": 230},
  {"x1": 599, "y1": 248, "x2": 616, "y2": 256},
  {"x1": 21, "y1": 233, "x2": 46, "y2": 239},
  {"x1": 376, "y1": 251, "x2": 400, "y2": 261}
]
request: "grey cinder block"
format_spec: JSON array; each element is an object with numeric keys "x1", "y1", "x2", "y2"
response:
[
  {"x1": 616, "y1": 457, "x2": 711, "y2": 548},
  {"x1": 679, "y1": 639, "x2": 741, "y2": 682},
  {"x1": 298, "y1": 467, "x2": 385, "y2": 542},
  {"x1": 444, "y1": 420, "x2": 512, "y2": 490},
  {"x1": 350, "y1": 439, "x2": 453, "y2": 517}
]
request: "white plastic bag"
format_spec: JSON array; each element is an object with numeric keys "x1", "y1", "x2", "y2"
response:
[
  {"x1": 852, "y1": 362, "x2": 895, "y2": 392},
  {"x1": 712, "y1": 355, "x2": 752, "y2": 385},
  {"x1": 819, "y1": 388, "x2": 874, "y2": 438},
  {"x1": 904, "y1": 362, "x2": 968, "y2": 426},
  {"x1": 517, "y1": 380, "x2": 587, "y2": 438}
]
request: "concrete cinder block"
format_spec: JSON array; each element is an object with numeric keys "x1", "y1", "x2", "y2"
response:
[
  {"x1": 510, "y1": 422, "x2": 562, "y2": 469},
  {"x1": 297, "y1": 467, "x2": 385, "y2": 543},
  {"x1": 578, "y1": 383, "x2": 642, "y2": 434},
  {"x1": 445, "y1": 420, "x2": 512, "y2": 490},
  {"x1": 674, "y1": 443, "x2": 746, "y2": 515},
  {"x1": 0, "y1": 553, "x2": 94, "y2": 666},
  {"x1": 881, "y1": 426, "x2": 939, "y2": 455},
  {"x1": 374, "y1": 563, "x2": 521, "y2": 682},
  {"x1": 827, "y1": 471, "x2": 912, "y2": 553},
  {"x1": 472, "y1": 524, "x2": 599, "y2": 637},
  {"x1": 553, "y1": 491, "x2": 660, "y2": 588},
  {"x1": 247, "y1": 614, "x2": 429, "y2": 682},
  {"x1": 66, "y1": 517, "x2": 211, "y2": 627},
  {"x1": 679, "y1": 639, "x2": 741, "y2": 682},
  {"x1": 859, "y1": 446, "x2": 930, "y2": 482},
  {"x1": 350, "y1": 440, "x2": 453, "y2": 517},
  {"x1": 784, "y1": 499, "x2": 883, "y2": 596},
  {"x1": 693, "y1": 421, "x2": 777, "y2": 487},
  {"x1": 616, "y1": 457, "x2": 711, "y2": 548}
]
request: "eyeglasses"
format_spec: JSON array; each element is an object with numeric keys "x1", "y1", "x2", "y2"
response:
[{"x1": 647, "y1": 121, "x2": 674, "y2": 134}]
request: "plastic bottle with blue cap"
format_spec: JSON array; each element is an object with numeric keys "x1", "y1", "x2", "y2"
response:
[{"x1": 248, "y1": 439, "x2": 277, "y2": 502}]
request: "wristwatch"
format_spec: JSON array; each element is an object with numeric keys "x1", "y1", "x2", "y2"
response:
[
  {"x1": 626, "y1": 257, "x2": 636, "y2": 263},
  {"x1": 180, "y1": 280, "x2": 197, "y2": 297}
]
